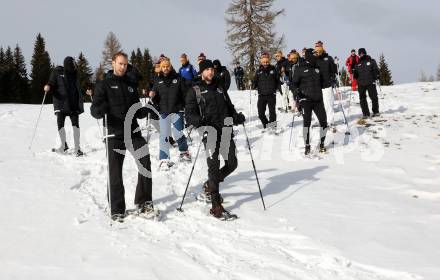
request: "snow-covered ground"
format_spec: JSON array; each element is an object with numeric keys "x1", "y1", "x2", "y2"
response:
[{"x1": 1, "y1": 82, "x2": 439, "y2": 280}]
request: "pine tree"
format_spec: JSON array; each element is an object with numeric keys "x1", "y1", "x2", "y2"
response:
[
  {"x1": 226, "y1": 0, "x2": 285, "y2": 82},
  {"x1": 76, "y1": 52, "x2": 93, "y2": 102},
  {"x1": 419, "y1": 70, "x2": 428, "y2": 82},
  {"x1": 140, "y1": 49, "x2": 153, "y2": 91},
  {"x1": 378, "y1": 53, "x2": 393, "y2": 86},
  {"x1": 12, "y1": 44, "x2": 29, "y2": 103},
  {"x1": 0, "y1": 47, "x2": 6, "y2": 102},
  {"x1": 94, "y1": 63, "x2": 105, "y2": 82},
  {"x1": 0, "y1": 47, "x2": 12, "y2": 103},
  {"x1": 29, "y1": 33, "x2": 52, "y2": 104},
  {"x1": 0, "y1": 47, "x2": 14, "y2": 103},
  {"x1": 436, "y1": 64, "x2": 440, "y2": 81},
  {"x1": 101, "y1": 31, "x2": 122, "y2": 70}
]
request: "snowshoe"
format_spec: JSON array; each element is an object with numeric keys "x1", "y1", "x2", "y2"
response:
[
  {"x1": 137, "y1": 201, "x2": 160, "y2": 220},
  {"x1": 210, "y1": 205, "x2": 238, "y2": 221},
  {"x1": 52, "y1": 143, "x2": 69, "y2": 154},
  {"x1": 179, "y1": 151, "x2": 192, "y2": 162},
  {"x1": 158, "y1": 160, "x2": 174, "y2": 171},
  {"x1": 111, "y1": 214, "x2": 125, "y2": 223},
  {"x1": 75, "y1": 149, "x2": 85, "y2": 157}
]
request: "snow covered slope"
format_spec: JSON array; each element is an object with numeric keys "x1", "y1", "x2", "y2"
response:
[{"x1": 1, "y1": 82, "x2": 439, "y2": 280}]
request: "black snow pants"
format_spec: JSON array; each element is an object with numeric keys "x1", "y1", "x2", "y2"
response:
[
  {"x1": 300, "y1": 99, "x2": 328, "y2": 146},
  {"x1": 257, "y1": 94, "x2": 277, "y2": 129},
  {"x1": 107, "y1": 135, "x2": 152, "y2": 215},
  {"x1": 358, "y1": 84, "x2": 379, "y2": 117}
]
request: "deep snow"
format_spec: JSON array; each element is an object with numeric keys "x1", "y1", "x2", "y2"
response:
[{"x1": 1, "y1": 82, "x2": 439, "y2": 280}]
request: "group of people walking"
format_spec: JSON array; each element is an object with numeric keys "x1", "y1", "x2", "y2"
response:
[{"x1": 41, "y1": 42, "x2": 381, "y2": 222}]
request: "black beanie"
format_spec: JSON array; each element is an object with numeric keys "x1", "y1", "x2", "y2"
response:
[
  {"x1": 213, "y1": 59, "x2": 222, "y2": 68},
  {"x1": 358, "y1": 48, "x2": 367, "y2": 56},
  {"x1": 64, "y1": 56, "x2": 76, "y2": 74},
  {"x1": 199, "y1": 59, "x2": 214, "y2": 73}
]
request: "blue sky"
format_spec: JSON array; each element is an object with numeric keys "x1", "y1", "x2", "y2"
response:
[{"x1": 1, "y1": 0, "x2": 439, "y2": 83}]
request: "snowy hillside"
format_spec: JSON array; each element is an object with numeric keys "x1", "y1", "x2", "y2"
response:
[{"x1": 1, "y1": 82, "x2": 439, "y2": 280}]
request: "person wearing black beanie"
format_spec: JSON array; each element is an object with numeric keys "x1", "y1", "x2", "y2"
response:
[
  {"x1": 213, "y1": 59, "x2": 231, "y2": 91},
  {"x1": 185, "y1": 59, "x2": 245, "y2": 220},
  {"x1": 44, "y1": 56, "x2": 86, "y2": 156},
  {"x1": 353, "y1": 48, "x2": 380, "y2": 118},
  {"x1": 291, "y1": 48, "x2": 328, "y2": 155}
]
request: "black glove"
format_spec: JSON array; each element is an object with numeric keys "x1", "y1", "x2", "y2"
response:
[
  {"x1": 233, "y1": 112, "x2": 246, "y2": 125},
  {"x1": 97, "y1": 102, "x2": 109, "y2": 117}
]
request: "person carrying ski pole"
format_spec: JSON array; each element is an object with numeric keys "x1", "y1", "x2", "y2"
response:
[
  {"x1": 44, "y1": 56, "x2": 86, "y2": 156},
  {"x1": 90, "y1": 51, "x2": 153, "y2": 222},
  {"x1": 315, "y1": 41, "x2": 337, "y2": 128},
  {"x1": 291, "y1": 48, "x2": 328, "y2": 155},
  {"x1": 185, "y1": 59, "x2": 246, "y2": 220}
]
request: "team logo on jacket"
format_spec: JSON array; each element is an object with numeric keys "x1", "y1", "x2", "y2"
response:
[
  {"x1": 324, "y1": 57, "x2": 328, "y2": 61},
  {"x1": 304, "y1": 69, "x2": 309, "y2": 73},
  {"x1": 173, "y1": 79, "x2": 178, "y2": 84},
  {"x1": 111, "y1": 86, "x2": 118, "y2": 89},
  {"x1": 128, "y1": 86, "x2": 134, "y2": 93},
  {"x1": 367, "y1": 62, "x2": 371, "y2": 66},
  {"x1": 159, "y1": 81, "x2": 164, "y2": 84},
  {"x1": 315, "y1": 69, "x2": 320, "y2": 73},
  {"x1": 270, "y1": 70, "x2": 274, "y2": 74},
  {"x1": 217, "y1": 88, "x2": 223, "y2": 94}
]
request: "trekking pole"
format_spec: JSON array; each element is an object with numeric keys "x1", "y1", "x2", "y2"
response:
[
  {"x1": 28, "y1": 91, "x2": 48, "y2": 150},
  {"x1": 333, "y1": 87, "x2": 351, "y2": 135},
  {"x1": 288, "y1": 112, "x2": 296, "y2": 151},
  {"x1": 146, "y1": 112, "x2": 152, "y2": 144},
  {"x1": 242, "y1": 123, "x2": 266, "y2": 211},
  {"x1": 104, "y1": 114, "x2": 112, "y2": 220},
  {"x1": 176, "y1": 130, "x2": 204, "y2": 212}
]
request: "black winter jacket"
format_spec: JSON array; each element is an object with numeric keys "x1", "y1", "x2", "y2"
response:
[
  {"x1": 185, "y1": 80, "x2": 238, "y2": 130},
  {"x1": 48, "y1": 66, "x2": 84, "y2": 114},
  {"x1": 252, "y1": 65, "x2": 280, "y2": 96},
  {"x1": 291, "y1": 61, "x2": 324, "y2": 102},
  {"x1": 316, "y1": 52, "x2": 337, "y2": 89},
  {"x1": 90, "y1": 73, "x2": 149, "y2": 137},
  {"x1": 234, "y1": 66, "x2": 244, "y2": 78},
  {"x1": 215, "y1": 66, "x2": 231, "y2": 92},
  {"x1": 152, "y1": 70, "x2": 186, "y2": 114},
  {"x1": 353, "y1": 55, "x2": 380, "y2": 87}
]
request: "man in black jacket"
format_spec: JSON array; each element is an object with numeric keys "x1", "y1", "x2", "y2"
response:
[
  {"x1": 90, "y1": 52, "x2": 153, "y2": 221},
  {"x1": 185, "y1": 59, "x2": 245, "y2": 220},
  {"x1": 252, "y1": 52, "x2": 280, "y2": 132},
  {"x1": 291, "y1": 49, "x2": 328, "y2": 155},
  {"x1": 315, "y1": 45, "x2": 337, "y2": 126},
  {"x1": 150, "y1": 58, "x2": 190, "y2": 170},
  {"x1": 44, "y1": 56, "x2": 85, "y2": 156},
  {"x1": 233, "y1": 61, "x2": 245, "y2": 90},
  {"x1": 353, "y1": 48, "x2": 380, "y2": 118},
  {"x1": 213, "y1": 59, "x2": 231, "y2": 91}
]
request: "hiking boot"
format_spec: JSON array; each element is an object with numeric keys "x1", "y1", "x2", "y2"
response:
[
  {"x1": 319, "y1": 143, "x2": 327, "y2": 153},
  {"x1": 179, "y1": 151, "x2": 192, "y2": 162},
  {"x1": 159, "y1": 159, "x2": 173, "y2": 171},
  {"x1": 75, "y1": 149, "x2": 84, "y2": 157},
  {"x1": 305, "y1": 144, "x2": 311, "y2": 156},
  {"x1": 111, "y1": 214, "x2": 125, "y2": 223},
  {"x1": 210, "y1": 205, "x2": 237, "y2": 221}
]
